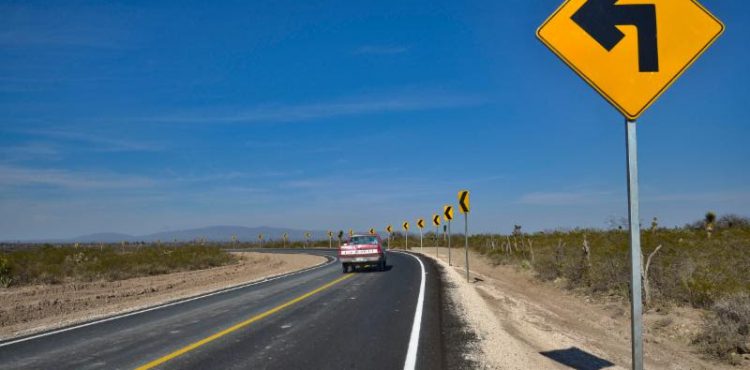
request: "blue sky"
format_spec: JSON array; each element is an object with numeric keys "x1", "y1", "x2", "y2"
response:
[{"x1": 1, "y1": 0, "x2": 748, "y2": 240}]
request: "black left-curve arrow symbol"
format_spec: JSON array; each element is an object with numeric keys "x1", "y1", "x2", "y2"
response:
[{"x1": 571, "y1": 0, "x2": 659, "y2": 72}]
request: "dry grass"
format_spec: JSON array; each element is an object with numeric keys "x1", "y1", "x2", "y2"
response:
[
  {"x1": 0, "y1": 244, "x2": 237, "y2": 286},
  {"x1": 694, "y1": 293, "x2": 750, "y2": 364},
  {"x1": 462, "y1": 214, "x2": 750, "y2": 363},
  {"x1": 471, "y1": 225, "x2": 750, "y2": 309}
]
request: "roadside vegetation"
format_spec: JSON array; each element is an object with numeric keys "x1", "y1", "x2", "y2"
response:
[
  {"x1": 472, "y1": 214, "x2": 749, "y2": 308},
  {"x1": 0, "y1": 244, "x2": 237, "y2": 287},
  {"x1": 461, "y1": 213, "x2": 749, "y2": 364},
  {"x1": 385, "y1": 213, "x2": 750, "y2": 363}
]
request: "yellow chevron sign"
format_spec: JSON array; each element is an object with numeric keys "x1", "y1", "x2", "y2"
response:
[
  {"x1": 458, "y1": 190, "x2": 470, "y2": 214},
  {"x1": 443, "y1": 205, "x2": 454, "y2": 221}
]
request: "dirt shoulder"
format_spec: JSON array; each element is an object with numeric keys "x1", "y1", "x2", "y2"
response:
[
  {"x1": 0, "y1": 251, "x2": 325, "y2": 340},
  {"x1": 418, "y1": 247, "x2": 739, "y2": 370}
]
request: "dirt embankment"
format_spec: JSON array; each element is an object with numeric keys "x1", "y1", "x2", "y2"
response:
[
  {"x1": 420, "y1": 247, "x2": 742, "y2": 370},
  {"x1": 0, "y1": 252, "x2": 325, "y2": 340}
]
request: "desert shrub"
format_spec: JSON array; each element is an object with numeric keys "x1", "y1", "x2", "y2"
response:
[
  {"x1": 695, "y1": 293, "x2": 750, "y2": 364},
  {"x1": 0, "y1": 254, "x2": 12, "y2": 287},
  {"x1": 470, "y1": 215, "x2": 750, "y2": 308},
  {"x1": 533, "y1": 254, "x2": 562, "y2": 282},
  {"x1": 717, "y1": 214, "x2": 750, "y2": 229},
  {"x1": 0, "y1": 244, "x2": 237, "y2": 286}
]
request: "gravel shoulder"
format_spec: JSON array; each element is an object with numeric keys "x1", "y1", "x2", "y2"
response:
[
  {"x1": 418, "y1": 247, "x2": 735, "y2": 370},
  {"x1": 0, "y1": 251, "x2": 325, "y2": 340}
]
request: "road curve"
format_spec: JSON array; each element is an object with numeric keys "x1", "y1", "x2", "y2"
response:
[{"x1": 0, "y1": 249, "x2": 446, "y2": 370}]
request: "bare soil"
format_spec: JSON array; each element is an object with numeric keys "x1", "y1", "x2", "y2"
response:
[
  {"x1": 419, "y1": 246, "x2": 746, "y2": 370},
  {"x1": 0, "y1": 252, "x2": 325, "y2": 340}
]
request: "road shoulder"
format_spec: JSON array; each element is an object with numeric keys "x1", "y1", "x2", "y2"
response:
[
  {"x1": 421, "y1": 250, "x2": 565, "y2": 369},
  {"x1": 420, "y1": 247, "x2": 736, "y2": 370}
]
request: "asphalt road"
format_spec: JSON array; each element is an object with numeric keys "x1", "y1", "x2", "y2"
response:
[{"x1": 0, "y1": 249, "x2": 451, "y2": 370}]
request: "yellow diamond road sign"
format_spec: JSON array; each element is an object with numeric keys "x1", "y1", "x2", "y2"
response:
[{"x1": 537, "y1": 0, "x2": 724, "y2": 120}]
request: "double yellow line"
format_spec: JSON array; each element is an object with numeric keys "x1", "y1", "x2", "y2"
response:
[{"x1": 136, "y1": 274, "x2": 354, "y2": 370}]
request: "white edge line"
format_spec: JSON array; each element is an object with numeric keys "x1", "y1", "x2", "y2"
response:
[
  {"x1": 393, "y1": 250, "x2": 426, "y2": 370},
  {"x1": 0, "y1": 252, "x2": 337, "y2": 348}
]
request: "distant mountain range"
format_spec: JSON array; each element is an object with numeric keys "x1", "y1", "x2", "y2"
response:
[{"x1": 16, "y1": 226, "x2": 332, "y2": 243}]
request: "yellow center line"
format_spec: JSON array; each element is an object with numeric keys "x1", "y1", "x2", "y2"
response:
[{"x1": 135, "y1": 273, "x2": 355, "y2": 370}]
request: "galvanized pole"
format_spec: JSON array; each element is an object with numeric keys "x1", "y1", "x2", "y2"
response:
[
  {"x1": 464, "y1": 213, "x2": 470, "y2": 282},
  {"x1": 420, "y1": 228, "x2": 423, "y2": 252},
  {"x1": 329, "y1": 236, "x2": 332, "y2": 249},
  {"x1": 626, "y1": 119, "x2": 643, "y2": 370},
  {"x1": 448, "y1": 220, "x2": 452, "y2": 266},
  {"x1": 435, "y1": 226, "x2": 439, "y2": 258},
  {"x1": 405, "y1": 231, "x2": 408, "y2": 250}
]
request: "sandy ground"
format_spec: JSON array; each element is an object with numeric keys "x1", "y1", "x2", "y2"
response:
[
  {"x1": 0, "y1": 252, "x2": 325, "y2": 340},
  {"x1": 417, "y1": 246, "x2": 744, "y2": 370}
]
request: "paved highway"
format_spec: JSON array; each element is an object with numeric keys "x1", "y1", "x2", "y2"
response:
[{"x1": 0, "y1": 249, "x2": 451, "y2": 370}]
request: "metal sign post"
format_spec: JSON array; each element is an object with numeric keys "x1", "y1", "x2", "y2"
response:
[
  {"x1": 626, "y1": 119, "x2": 643, "y2": 370},
  {"x1": 386, "y1": 225, "x2": 392, "y2": 252},
  {"x1": 417, "y1": 219, "x2": 425, "y2": 253},
  {"x1": 435, "y1": 226, "x2": 439, "y2": 257},
  {"x1": 464, "y1": 212, "x2": 469, "y2": 282},
  {"x1": 419, "y1": 227, "x2": 423, "y2": 252},
  {"x1": 432, "y1": 214, "x2": 441, "y2": 258},
  {"x1": 447, "y1": 220, "x2": 452, "y2": 266},
  {"x1": 444, "y1": 206, "x2": 454, "y2": 266},
  {"x1": 458, "y1": 190, "x2": 471, "y2": 282},
  {"x1": 402, "y1": 222, "x2": 409, "y2": 250}
]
